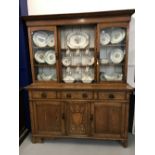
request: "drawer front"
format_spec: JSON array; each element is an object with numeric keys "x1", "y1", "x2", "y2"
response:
[
  {"x1": 98, "y1": 92, "x2": 126, "y2": 100},
  {"x1": 31, "y1": 91, "x2": 57, "y2": 99},
  {"x1": 60, "y1": 91, "x2": 93, "y2": 99}
]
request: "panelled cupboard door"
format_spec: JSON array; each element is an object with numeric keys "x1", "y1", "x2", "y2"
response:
[
  {"x1": 33, "y1": 101, "x2": 65, "y2": 135},
  {"x1": 91, "y1": 102, "x2": 126, "y2": 138},
  {"x1": 66, "y1": 101, "x2": 90, "y2": 136},
  {"x1": 28, "y1": 26, "x2": 59, "y2": 83}
]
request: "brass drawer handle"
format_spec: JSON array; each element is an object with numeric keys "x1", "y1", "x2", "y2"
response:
[
  {"x1": 66, "y1": 93, "x2": 71, "y2": 98},
  {"x1": 41, "y1": 92, "x2": 47, "y2": 98},
  {"x1": 82, "y1": 93, "x2": 88, "y2": 98},
  {"x1": 109, "y1": 94, "x2": 115, "y2": 99}
]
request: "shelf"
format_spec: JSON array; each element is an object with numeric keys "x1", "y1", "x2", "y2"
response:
[
  {"x1": 34, "y1": 64, "x2": 56, "y2": 67},
  {"x1": 62, "y1": 64, "x2": 95, "y2": 67},
  {"x1": 100, "y1": 44, "x2": 126, "y2": 47},
  {"x1": 100, "y1": 63, "x2": 124, "y2": 66},
  {"x1": 33, "y1": 46, "x2": 55, "y2": 50},
  {"x1": 61, "y1": 47, "x2": 95, "y2": 51}
]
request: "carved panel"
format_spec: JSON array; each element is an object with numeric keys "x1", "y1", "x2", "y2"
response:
[
  {"x1": 35, "y1": 102, "x2": 64, "y2": 134},
  {"x1": 67, "y1": 102, "x2": 89, "y2": 135}
]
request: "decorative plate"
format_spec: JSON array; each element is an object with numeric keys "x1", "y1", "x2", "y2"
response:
[
  {"x1": 67, "y1": 32, "x2": 89, "y2": 49},
  {"x1": 47, "y1": 34, "x2": 55, "y2": 47},
  {"x1": 33, "y1": 31, "x2": 48, "y2": 47},
  {"x1": 111, "y1": 28, "x2": 126, "y2": 44},
  {"x1": 100, "y1": 31, "x2": 111, "y2": 45},
  {"x1": 34, "y1": 50, "x2": 45, "y2": 63},
  {"x1": 44, "y1": 50, "x2": 56, "y2": 65},
  {"x1": 62, "y1": 57, "x2": 71, "y2": 66},
  {"x1": 110, "y1": 48, "x2": 124, "y2": 64}
]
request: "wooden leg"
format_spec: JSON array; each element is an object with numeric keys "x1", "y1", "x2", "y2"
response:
[
  {"x1": 32, "y1": 137, "x2": 43, "y2": 143},
  {"x1": 121, "y1": 140, "x2": 128, "y2": 148}
]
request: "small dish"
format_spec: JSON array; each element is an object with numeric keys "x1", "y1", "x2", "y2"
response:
[
  {"x1": 63, "y1": 76, "x2": 75, "y2": 83},
  {"x1": 81, "y1": 76, "x2": 93, "y2": 83},
  {"x1": 62, "y1": 57, "x2": 71, "y2": 66},
  {"x1": 100, "y1": 58, "x2": 109, "y2": 64},
  {"x1": 34, "y1": 50, "x2": 45, "y2": 63}
]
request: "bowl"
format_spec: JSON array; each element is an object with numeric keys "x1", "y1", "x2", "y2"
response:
[{"x1": 100, "y1": 58, "x2": 109, "y2": 64}]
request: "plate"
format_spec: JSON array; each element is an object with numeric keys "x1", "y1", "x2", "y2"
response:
[
  {"x1": 67, "y1": 32, "x2": 89, "y2": 49},
  {"x1": 100, "y1": 58, "x2": 109, "y2": 64},
  {"x1": 44, "y1": 50, "x2": 56, "y2": 65},
  {"x1": 110, "y1": 48, "x2": 124, "y2": 64},
  {"x1": 100, "y1": 31, "x2": 111, "y2": 45},
  {"x1": 62, "y1": 57, "x2": 71, "y2": 66},
  {"x1": 111, "y1": 28, "x2": 126, "y2": 44},
  {"x1": 33, "y1": 31, "x2": 48, "y2": 47},
  {"x1": 47, "y1": 34, "x2": 55, "y2": 47},
  {"x1": 87, "y1": 57, "x2": 94, "y2": 66},
  {"x1": 34, "y1": 50, "x2": 45, "y2": 63}
]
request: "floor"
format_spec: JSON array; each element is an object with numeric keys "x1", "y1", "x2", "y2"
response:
[{"x1": 19, "y1": 134, "x2": 135, "y2": 155}]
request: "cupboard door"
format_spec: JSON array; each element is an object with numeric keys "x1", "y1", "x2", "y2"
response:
[
  {"x1": 91, "y1": 102, "x2": 125, "y2": 138},
  {"x1": 97, "y1": 23, "x2": 128, "y2": 82},
  {"x1": 66, "y1": 101, "x2": 90, "y2": 136},
  {"x1": 34, "y1": 101, "x2": 65, "y2": 135},
  {"x1": 28, "y1": 26, "x2": 59, "y2": 82}
]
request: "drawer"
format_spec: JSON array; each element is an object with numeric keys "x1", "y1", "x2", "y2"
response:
[
  {"x1": 98, "y1": 92, "x2": 126, "y2": 100},
  {"x1": 31, "y1": 91, "x2": 57, "y2": 99},
  {"x1": 59, "y1": 91, "x2": 93, "y2": 99}
]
